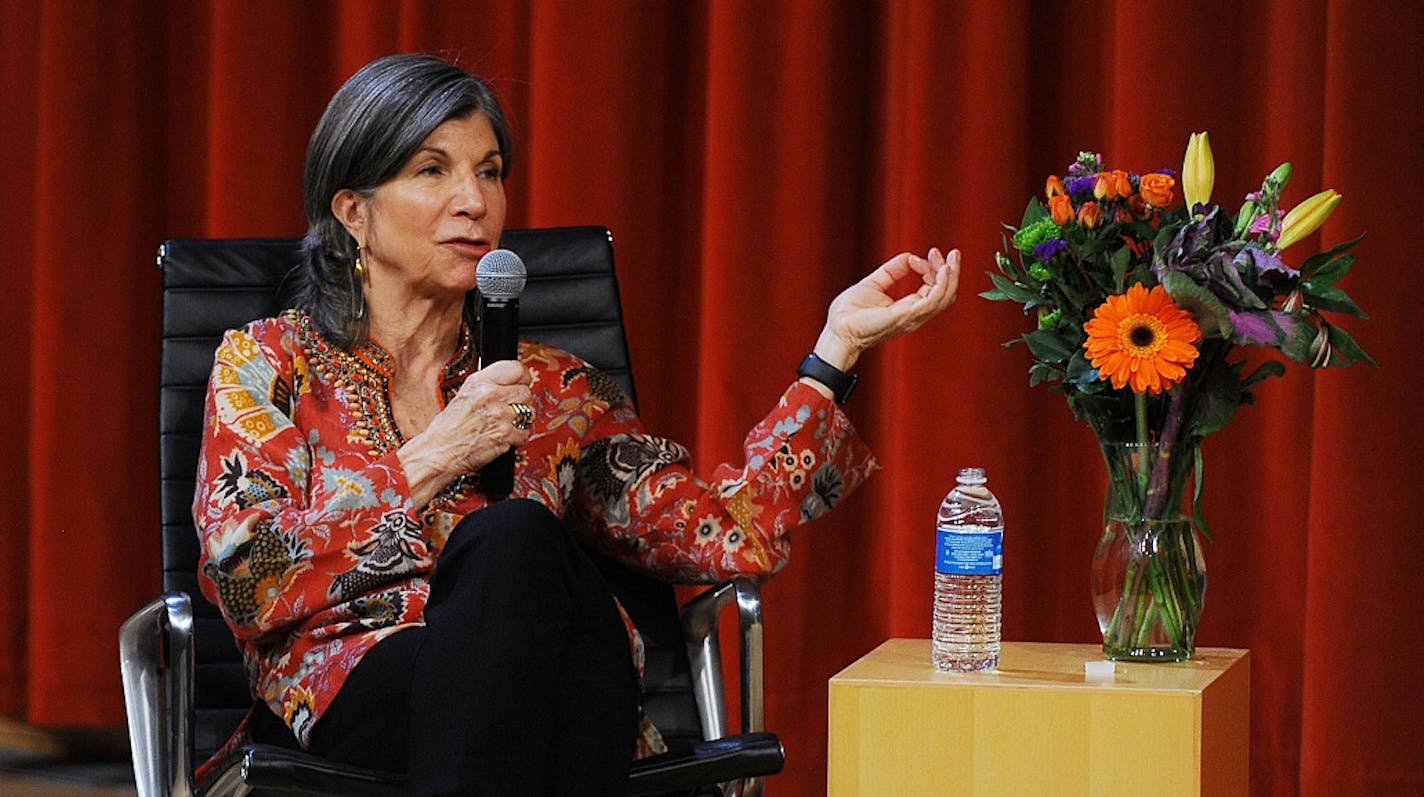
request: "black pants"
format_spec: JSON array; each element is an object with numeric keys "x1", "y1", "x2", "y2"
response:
[{"x1": 253, "y1": 499, "x2": 640, "y2": 796}]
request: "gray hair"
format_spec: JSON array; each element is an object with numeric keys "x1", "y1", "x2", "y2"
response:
[{"x1": 296, "y1": 53, "x2": 513, "y2": 347}]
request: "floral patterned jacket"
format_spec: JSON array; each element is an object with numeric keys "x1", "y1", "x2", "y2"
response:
[{"x1": 193, "y1": 310, "x2": 877, "y2": 756}]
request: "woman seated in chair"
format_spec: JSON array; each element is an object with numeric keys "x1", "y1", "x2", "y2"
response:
[{"x1": 194, "y1": 52, "x2": 959, "y2": 796}]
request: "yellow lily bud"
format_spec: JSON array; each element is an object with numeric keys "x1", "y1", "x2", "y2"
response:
[
  {"x1": 1182, "y1": 131, "x2": 1214, "y2": 211},
  {"x1": 1277, "y1": 189, "x2": 1342, "y2": 250}
]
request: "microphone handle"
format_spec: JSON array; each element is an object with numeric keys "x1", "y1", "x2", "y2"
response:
[
  {"x1": 478, "y1": 298, "x2": 520, "y2": 366},
  {"x1": 479, "y1": 297, "x2": 519, "y2": 497}
]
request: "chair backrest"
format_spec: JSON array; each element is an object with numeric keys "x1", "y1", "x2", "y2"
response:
[{"x1": 158, "y1": 227, "x2": 701, "y2": 761}]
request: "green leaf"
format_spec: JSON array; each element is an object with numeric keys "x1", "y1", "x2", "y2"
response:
[
  {"x1": 1023, "y1": 328, "x2": 1077, "y2": 363},
  {"x1": 1241, "y1": 359, "x2": 1286, "y2": 388},
  {"x1": 1067, "y1": 392, "x2": 1136, "y2": 440},
  {"x1": 1161, "y1": 270, "x2": 1233, "y2": 338},
  {"x1": 1109, "y1": 246, "x2": 1131, "y2": 292},
  {"x1": 1325, "y1": 324, "x2": 1377, "y2": 367},
  {"x1": 1277, "y1": 315, "x2": 1317, "y2": 363},
  {"x1": 1153, "y1": 222, "x2": 1179, "y2": 258},
  {"x1": 1193, "y1": 447, "x2": 1213, "y2": 542},
  {"x1": 1189, "y1": 367, "x2": 1244, "y2": 438},
  {"x1": 995, "y1": 249, "x2": 1025, "y2": 281},
  {"x1": 1065, "y1": 350, "x2": 1099, "y2": 385},
  {"x1": 1022, "y1": 197, "x2": 1049, "y2": 227},
  {"x1": 1304, "y1": 285, "x2": 1368, "y2": 318},
  {"x1": 1118, "y1": 220, "x2": 1159, "y2": 241},
  {"x1": 1301, "y1": 253, "x2": 1355, "y2": 288},
  {"x1": 1297, "y1": 233, "x2": 1365, "y2": 280},
  {"x1": 983, "y1": 271, "x2": 1041, "y2": 304},
  {"x1": 1028, "y1": 362, "x2": 1061, "y2": 387}
]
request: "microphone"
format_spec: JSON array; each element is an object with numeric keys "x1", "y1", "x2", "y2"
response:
[{"x1": 476, "y1": 248, "x2": 527, "y2": 497}]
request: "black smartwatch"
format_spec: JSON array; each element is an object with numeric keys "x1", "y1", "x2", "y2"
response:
[{"x1": 797, "y1": 352, "x2": 858, "y2": 404}]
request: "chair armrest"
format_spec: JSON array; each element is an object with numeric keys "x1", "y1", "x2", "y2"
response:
[
  {"x1": 680, "y1": 577, "x2": 765, "y2": 737},
  {"x1": 120, "y1": 592, "x2": 197, "y2": 797},
  {"x1": 199, "y1": 744, "x2": 404, "y2": 796},
  {"x1": 680, "y1": 577, "x2": 767, "y2": 797},
  {"x1": 627, "y1": 732, "x2": 784, "y2": 796}
]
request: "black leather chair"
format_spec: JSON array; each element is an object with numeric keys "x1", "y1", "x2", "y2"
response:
[{"x1": 120, "y1": 226, "x2": 783, "y2": 796}]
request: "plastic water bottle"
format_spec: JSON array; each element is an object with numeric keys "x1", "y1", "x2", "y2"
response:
[{"x1": 932, "y1": 467, "x2": 1004, "y2": 671}]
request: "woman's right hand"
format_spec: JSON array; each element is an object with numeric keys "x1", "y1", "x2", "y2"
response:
[{"x1": 398, "y1": 360, "x2": 534, "y2": 506}]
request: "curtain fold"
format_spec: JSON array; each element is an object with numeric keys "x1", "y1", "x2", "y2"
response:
[
  {"x1": 3, "y1": 1, "x2": 1419, "y2": 793},
  {"x1": 0, "y1": 0, "x2": 40, "y2": 722}
]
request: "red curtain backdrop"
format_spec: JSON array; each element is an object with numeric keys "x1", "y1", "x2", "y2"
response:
[{"x1": 3, "y1": 1, "x2": 1420, "y2": 793}]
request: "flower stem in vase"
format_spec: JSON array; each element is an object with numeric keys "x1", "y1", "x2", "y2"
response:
[
  {"x1": 1104, "y1": 555, "x2": 1144, "y2": 647},
  {"x1": 1134, "y1": 600, "x2": 1158, "y2": 649},
  {"x1": 1134, "y1": 392, "x2": 1150, "y2": 495},
  {"x1": 1147, "y1": 553, "x2": 1184, "y2": 646}
]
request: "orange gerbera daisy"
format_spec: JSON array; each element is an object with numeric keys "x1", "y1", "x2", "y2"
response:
[{"x1": 1083, "y1": 284, "x2": 1202, "y2": 394}]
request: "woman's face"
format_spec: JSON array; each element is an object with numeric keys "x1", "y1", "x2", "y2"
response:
[{"x1": 347, "y1": 112, "x2": 507, "y2": 303}]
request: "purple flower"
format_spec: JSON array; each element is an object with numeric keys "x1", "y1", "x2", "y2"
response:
[
  {"x1": 1067, "y1": 175, "x2": 1097, "y2": 197},
  {"x1": 1240, "y1": 245, "x2": 1295, "y2": 276},
  {"x1": 1228, "y1": 309, "x2": 1281, "y2": 344},
  {"x1": 1034, "y1": 239, "x2": 1068, "y2": 261},
  {"x1": 1248, "y1": 210, "x2": 1281, "y2": 235}
]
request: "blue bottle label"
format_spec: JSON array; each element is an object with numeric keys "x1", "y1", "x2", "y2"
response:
[{"x1": 935, "y1": 525, "x2": 1003, "y2": 575}]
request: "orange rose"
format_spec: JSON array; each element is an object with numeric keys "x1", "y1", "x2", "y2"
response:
[
  {"x1": 1113, "y1": 169, "x2": 1132, "y2": 198},
  {"x1": 1049, "y1": 193, "x2": 1074, "y2": 225},
  {"x1": 1093, "y1": 173, "x2": 1115, "y2": 200},
  {"x1": 1046, "y1": 175, "x2": 1067, "y2": 198},
  {"x1": 1139, "y1": 173, "x2": 1175, "y2": 207},
  {"x1": 1077, "y1": 201, "x2": 1102, "y2": 229}
]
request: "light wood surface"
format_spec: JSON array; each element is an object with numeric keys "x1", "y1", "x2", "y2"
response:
[{"x1": 828, "y1": 639, "x2": 1249, "y2": 797}]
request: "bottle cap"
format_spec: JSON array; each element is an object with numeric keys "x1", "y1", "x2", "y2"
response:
[
  {"x1": 957, "y1": 467, "x2": 987, "y2": 484},
  {"x1": 1083, "y1": 660, "x2": 1116, "y2": 680}
]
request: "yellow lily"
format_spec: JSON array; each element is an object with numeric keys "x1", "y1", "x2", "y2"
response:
[
  {"x1": 1182, "y1": 131, "x2": 1214, "y2": 211},
  {"x1": 1277, "y1": 188, "x2": 1342, "y2": 250}
]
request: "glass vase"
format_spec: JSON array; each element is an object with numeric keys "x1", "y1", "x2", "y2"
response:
[{"x1": 1090, "y1": 440, "x2": 1207, "y2": 661}]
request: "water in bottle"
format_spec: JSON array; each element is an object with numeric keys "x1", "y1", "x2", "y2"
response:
[{"x1": 932, "y1": 467, "x2": 1003, "y2": 671}]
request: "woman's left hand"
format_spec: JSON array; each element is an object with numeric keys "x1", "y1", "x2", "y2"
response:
[{"x1": 811, "y1": 247, "x2": 961, "y2": 372}]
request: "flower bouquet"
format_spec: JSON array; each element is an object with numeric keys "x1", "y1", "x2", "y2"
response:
[{"x1": 983, "y1": 133, "x2": 1372, "y2": 660}]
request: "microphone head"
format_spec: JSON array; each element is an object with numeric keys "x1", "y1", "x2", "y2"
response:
[{"x1": 476, "y1": 249, "x2": 527, "y2": 300}]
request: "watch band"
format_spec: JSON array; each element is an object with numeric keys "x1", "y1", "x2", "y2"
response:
[{"x1": 797, "y1": 352, "x2": 858, "y2": 404}]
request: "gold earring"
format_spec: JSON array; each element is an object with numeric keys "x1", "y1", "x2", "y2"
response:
[{"x1": 351, "y1": 247, "x2": 366, "y2": 321}]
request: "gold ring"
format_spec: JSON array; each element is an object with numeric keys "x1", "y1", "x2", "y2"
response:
[{"x1": 509, "y1": 402, "x2": 534, "y2": 431}]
